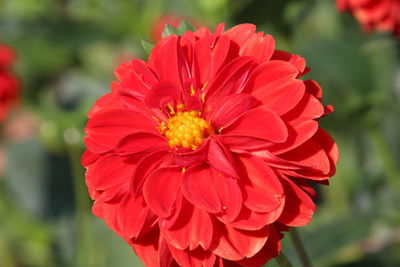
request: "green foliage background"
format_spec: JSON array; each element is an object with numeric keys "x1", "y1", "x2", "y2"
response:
[{"x1": 0, "y1": 0, "x2": 400, "y2": 266}]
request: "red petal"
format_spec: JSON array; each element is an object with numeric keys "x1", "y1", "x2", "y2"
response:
[
  {"x1": 116, "y1": 132, "x2": 167, "y2": 155},
  {"x1": 148, "y1": 35, "x2": 187, "y2": 87},
  {"x1": 114, "y1": 59, "x2": 158, "y2": 100},
  {"x1": 219, "y1": 135, "x2": 274, "y2": 151},
  {"x1": 87, "y1": 92, "x2": 125, "y2": 119},
  {"x1": 239, "y1": 32, "x2": 275, "y2": 62},
  {"x1": 204, "y1": 56, "x2": 257, "y2": 106},
  {"x1": 208, "y1": 138, "x2": 238, "y2": 177},
  {"x1": 224, "y1": 24, "x2": 256, "y2": 47},
  {"x1": 269, "y1": 120, "x2": 319, "y2": 155},
  {"x1": 194, "y1": 34, "x2": 231, "y2": 85},
  {"x1": 132, "y1": 150, "x2": 171, "y2": 195},
  {"x1": 278, "y1": 177, "x2": 316, "y2": 226},
  {"x1": 118, "y1": 194, "x2": 155, "y2": 239},
  {"x1": 85, "y1": 109, "x2": 156, "y2": 154},
  {"x1": 158, "y1": 238, "x2": 177, "y2": 267},
  {"x1": 212, "y1": 168, "x2": 243, "y2": 223},
  {"x1": 131, "y1": 227, "x2": 161, "y2": 267},
  {"x1": 85, "y1": 154, "x2": 135, "y2": 199},
  {"x1": 168, "y1": 245, "x2": 216, "y2": 267},
  {"x1": 118, "y1": 91, "x2": 166, "y2": 122},
  {"x1": 222, "y1": 107, "x2": 288, "y2": 143},
  {"x1": 304, "y1": 80, "x2": 322, "y2": 100},
  {"x1": 245, "y1": 61, "x2": 305, "y2": 115},
  {"x1": 282, "y1": 92, "x2": 324, "y2": 123},
  {"x1": 81, "y1": 149, "x2": 100, "y2": 166},
  {"x1": 234, "y1": 225, "x2": 282, "y2": 267},
  {"x1": 313, "y1": 128, "x2": 339, "y2": 176},
  {"x1": 238, "y1": 155, "x2": 284, "y2": 214},
  {"x1": 207, "y1": 94, "x2": 259, "y2": 130},
  {"x1": 181, "y1": 166, "x2": 222, "y2": 213},
  {"x1": 211, "y1": 223, "x2": 269, "y2": 260},
  {"x1": 161, "y1": 199, "x2": 213, "y2": 250},
  {"x1": 145, "y1": 81, "x2": 182, "y2": 109},
  {"x1": 280, "y1": 138, "x2": 331, "y2": 175},
  {"x1": 270, "y1": 50, "x2": 306, "y2": 75},
  {"x1": 230, "y1": 206, "x2": 275, "y2": 231},
  {"x1": 172, "y1": 139, "x2": 209, "y2": 168},
  {"x1": 143, "y1": 167, "x2": 182, "y2": 218}
]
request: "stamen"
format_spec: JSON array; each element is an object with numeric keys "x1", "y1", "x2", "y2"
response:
[
  {"x1": 190, "y1": 85, "x2": 196, "y2": 96},
  {"x1": 162, "y1": 109, "x2": 213, "y2": 149},
  {"x1": 201, "y1": 93, "x2": 206, "y2": 103},
  {"x1": 167, "y1": 103, "x2": 175, "y2": 115}
]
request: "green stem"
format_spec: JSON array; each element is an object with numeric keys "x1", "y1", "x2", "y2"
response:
[
  {"x1": 367, "y1": 126, "x2": 400, "y2": 196},
  {"x1": 275, "y1": 252, "x2": 294, "y2": 267},
  {"x1": 289, "y1": 228, "x2": 312, "y2": 267},
  {"x1": 67, "y1": 143, "x2": 93, "y2": 267}
]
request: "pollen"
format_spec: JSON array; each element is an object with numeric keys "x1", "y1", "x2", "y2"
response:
[{"x1": 163, "y1": 110, "x2": 213, "y2": 149}]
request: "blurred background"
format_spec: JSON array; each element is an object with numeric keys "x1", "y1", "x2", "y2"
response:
[{"x1": 0, "y1": 0, "x2": 400, "y2": 266}]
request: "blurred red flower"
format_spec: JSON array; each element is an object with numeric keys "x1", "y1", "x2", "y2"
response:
[
  {"x1": 0, "y1": 43, "x2": 19, "y2": 121},
  {"x1": 83, "y1": 24, "x2": 338, "y2": 267},
  {"x1": 337, "y1": 0, "x2": 400, "y2": 35}
]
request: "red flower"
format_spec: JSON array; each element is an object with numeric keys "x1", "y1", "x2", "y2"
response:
[
  {"x1": 83, "y1": 24, "x2": 338, "y2": 267},
  {"x1": 337, "y1": 0, "x2": 400, "y2": 35},
  {"x1": 0, "y1": 43, "x2": 19, "y2": 121}
]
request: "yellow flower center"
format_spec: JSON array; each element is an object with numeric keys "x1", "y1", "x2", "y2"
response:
[{"x1": 162, "y1": 110, "x2": 213, "y2": 149}]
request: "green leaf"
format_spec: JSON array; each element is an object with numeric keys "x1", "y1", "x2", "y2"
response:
[
  {"x1": 141, "y1": 38, "x2": 155, "y2": 55},
  {"x1": 177, "y1": 20, "x2": 196, "y2": 33},
  {"x1": 161, "y1": 24, "x2": 179, "y2": 38}
]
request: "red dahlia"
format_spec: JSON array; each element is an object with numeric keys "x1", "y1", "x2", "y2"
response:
[
  {"x1": 83, "y1": 24, "x2": 338, "y2": 267},
  {"x1": 337, "y1": 0, "x2": 400, "y2": 35},
  {"x1": 0, "y1": 43, "x2": 19, "y2": 121}
]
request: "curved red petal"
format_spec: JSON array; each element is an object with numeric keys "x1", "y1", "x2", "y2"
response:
[
  {"x1": 269, "y1": 120, "x2": 319, "y2": 155},
  {"x1": 207, "y1": 94, "x2": 259, "y2": 130},
  {"x1": 278, "y1": 176, "x2": 316, "y2": 227},
  {"x1": 149, "y1": 35, "x2": 187, "y2": 87},
  {"x1": 85, "y1": 154, "x2": 135, "y2": 199},
  {"x1": 222, "y1": 107, "x2": 288, "y2": 143},
  {"x1": 131, "y1": 150, "x2": 171, "y2": 195},
  {"x1": 282, "y1": 92, "x2": 324, "y2": 123},
  {"x1": 143, "y1": 167, "x2": 182, "y2": 218},
  {"x1": 162, "y1": 199, "x2": 213, "y2": 251},
  {"x1": 208, "y1": 138, "x2": 238, "y2": 177},
  {"x1": 116, "y1": 132, "x2": 167, "y2": 155},
  {"x1": 279, "y1": 138, "x2": 331, "y2": 175},
  {"x1": 131, "y1": 227, "x2": 162, "y2": 267},
  {"x1": 238, "y1": 155, "x2": 284, "y2": 214},
  {"x1": 211, "y1": 223, "x2": 269, "y2": 261},
  {"x1": 181, "y1": 166, "x2": 222, "y2": 214},
  {"x1": 233, "y1": 225, "x2": 282, "y2": 267},
  {"x1": 145, "y1": 81, "x2": 182, "y2": 109},
  {"x1": 168, "y1": 245, "x2": 216, "y2": 267},
  {"x1": 114, "y1": 59, "x2": 158, "y2": 100},
  {"x1": 224, "y1": 24, "x2": 256, "y2": 48},
  {"x1": 205, "y1": 56, "x2": 257, "y2": 106},
  {"x1": 85, "y1": 109, "x2": 157, "y2": 153},
  {"x1": 239, "y1": 32, "x2": 275, "y2": 62}
]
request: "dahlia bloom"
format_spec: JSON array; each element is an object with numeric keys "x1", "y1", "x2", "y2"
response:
[
  {"x1": 337, "y1": 0, "x2": 400, "y2": 35},
  {"x1": 0, "y1": 43, "x2": 19, "y2": 121},
  {"x1": 83, "y1": 24, "x2": 338, "y2": 266}
]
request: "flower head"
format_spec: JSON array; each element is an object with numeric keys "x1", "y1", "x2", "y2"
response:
[
  {"x1": 0, "y1": 43, "x2": 19, "y2": 121},
  {"x1": 83, "y1": 23, "x2": 339, "y2": 267},
  {"x1": 337, "y1": 0, "x2": 400, "y2": 35}
]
